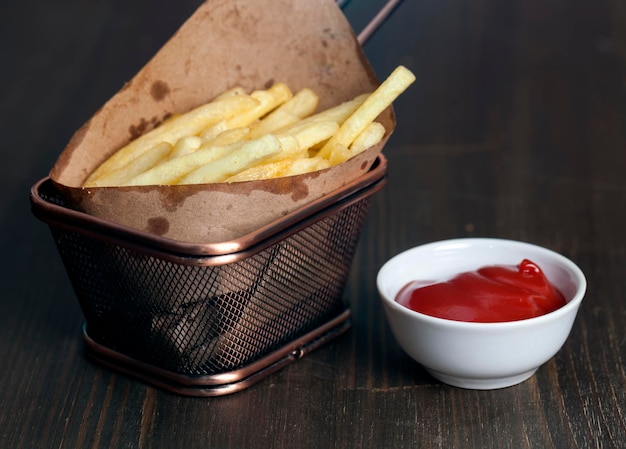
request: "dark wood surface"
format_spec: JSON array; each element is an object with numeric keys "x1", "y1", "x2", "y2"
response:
[{"x1": 2, "y1": 0, "x2": 625, "y2": 447}]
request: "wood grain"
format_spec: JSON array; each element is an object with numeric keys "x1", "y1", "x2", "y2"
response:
[{"x1": 1, "y1": 0, "x2": 625, "y2": 447}]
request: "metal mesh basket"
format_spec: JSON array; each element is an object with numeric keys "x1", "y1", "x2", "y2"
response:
[{"x1": 31, "y1": 155, "x2": 387, "y2": 396}]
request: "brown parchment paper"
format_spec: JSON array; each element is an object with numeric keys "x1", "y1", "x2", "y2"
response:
[{"x1": 49, "y1": 0, "x2": 395, "y2": 244}]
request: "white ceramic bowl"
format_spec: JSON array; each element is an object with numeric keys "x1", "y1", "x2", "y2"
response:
[{"x1": 376, "y1": 238, "x2": 586, "y2": 390}]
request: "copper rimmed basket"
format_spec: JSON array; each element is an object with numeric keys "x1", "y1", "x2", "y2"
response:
[{"x1": 30, "y1": 155, "x2": 386, "y2": 396}]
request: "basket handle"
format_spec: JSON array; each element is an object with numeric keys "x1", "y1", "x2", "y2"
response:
[{"x1": 337, "y1": 0, "x2": 404, "y2": 45}]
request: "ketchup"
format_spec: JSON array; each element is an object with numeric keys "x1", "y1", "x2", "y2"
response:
[{"x1": 395, "y1": 259, "x2": 566, "y2": 323}]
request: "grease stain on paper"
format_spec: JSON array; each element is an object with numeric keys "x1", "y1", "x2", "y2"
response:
[
  {"x1": 129, "y1": 117, "x2": 160, "y2": 141},
  {"x1": 150, "y1": 80, "x2": 171, "y2": 102},
  {"x1": 147, "y1": 216, "x2": 170, "y2": 236}
]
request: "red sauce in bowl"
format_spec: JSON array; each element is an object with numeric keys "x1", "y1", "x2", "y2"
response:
[{"x1": 395, "y1": 259, "x2": 567, "y2": 323}]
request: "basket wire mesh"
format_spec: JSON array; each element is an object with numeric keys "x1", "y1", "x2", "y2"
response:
[{"x1": 31, "y1": 156, "x2": 386, "y2": 395}]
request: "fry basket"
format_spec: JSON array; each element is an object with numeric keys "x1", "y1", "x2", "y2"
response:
[{"x1": 31, "y1": 155, "x2": 387, "y2": 396}]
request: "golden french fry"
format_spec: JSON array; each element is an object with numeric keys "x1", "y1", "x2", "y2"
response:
[
  {"x1": 325, "y1": 120, "x2": 386, "y2": 167},
  {"x1": 200, "y1": 83, "x2": 292, "y2": 138},
  {"x1": 85, "y1": 94, "x2": 260, "y2": 183},
  {"x1": 123, "y1": 139, "x2": 251, "y2": 186},
  {"x1": 318, "y1": 65, "x2": 415, "y2": 159},
  {"x1": 250, "y1": 82, "x2": 292, "y2": 110},
  {"x1": 327, "y1": 121, "x2": 385, "y2": 165},
  {"x1": 279, "y1": 120, "x2": 339, "y2": 152},
  {"x1": 199, "y1": 120, "x2": 230, "y2": 141},
  {"x1": 178, "y1": 135, "x2": 282, "y2": 185},
  {"x1": 224, "y1": 159, "x2": 295, "y2": 182},
  {"x1": 86, "y1": 142, "x2": 173, "y2": 187},
  {"x1": 248, "y1": 88, "x2": 319, "y2": 138},
  {"x1": 293, "y1": 93, "x2": 369, "y2": 128},
  {"x1": 274, "y1": 94, "x2": 368, "y2": 155},
  {"x1": 350, "y1": 121, "x2": 386, "y2": 154},
  {"x1": 327, "y1": 143, "x2": 353, "y2": 166},
  {"x1": 169, "y1": 136, "x2": 203, "y2": 159},
  {"x1": 282, "y1": 157, "x2": 331, "y2": 177},
  {"x1": 203, "y1": 127, "x2": 251, "y2": 147},
  {"x1": 275, "y1": 88, "x2": 319, "y2": 117},
  {"x1": 248, "y1": 110, "x2": 300, "y2": 139},
  {"x1": 265, "y1": 135, "x2": 303, "y2": 162}
]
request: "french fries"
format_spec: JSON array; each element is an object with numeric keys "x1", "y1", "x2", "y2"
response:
[
  {"x1": 248, "y1": 88, "x2": 319, "y2": 138},
  {"x1": 317, "y1": 65, "x2": 416, "y2": 160},
  {"x1": 84, "y1": 94, "x2": 260, "y2": 185},
  {"x1": 83, "y1": 65, "x2": 415, "y2": 187},
  {"x1": 178, "y1": 135, "x2": 283, "y2": 185},
  {"x1": 88, "y1": 142, "x2": 173, "y2": 187}
]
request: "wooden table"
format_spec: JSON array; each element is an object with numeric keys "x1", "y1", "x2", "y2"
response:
[{"x1": 2, "y1": 0, "x2": 625, "y2": 447}]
